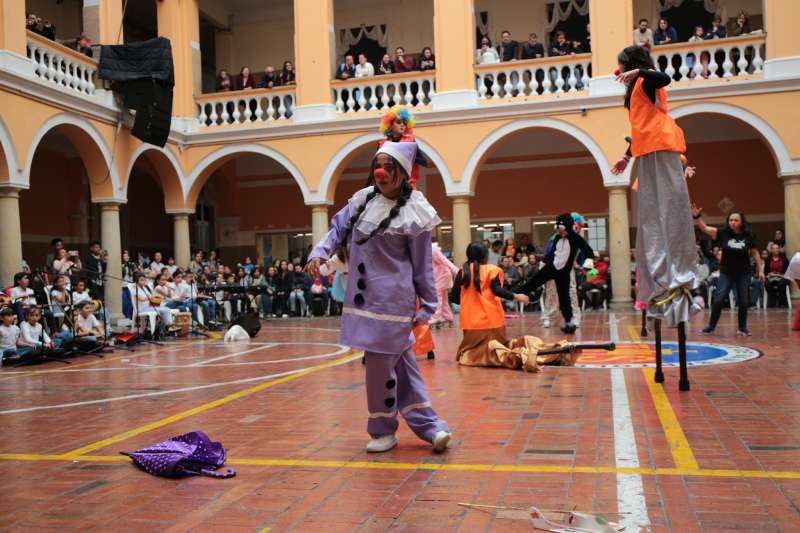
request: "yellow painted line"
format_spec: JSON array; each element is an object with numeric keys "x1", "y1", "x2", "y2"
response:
[
  {"x1": 627, "y1": 325, "x2": 644, "y2": 343},
  {"x1": 2, "y1": 453, "x2": 800, "y2": 480},
  {"x1": 61, "y1": 352, "x2": 363, "y2": 457}
]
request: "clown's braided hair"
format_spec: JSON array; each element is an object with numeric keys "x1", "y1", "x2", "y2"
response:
[{"x1": 355, "y1": 179, "x2": 413, "y2": 245}]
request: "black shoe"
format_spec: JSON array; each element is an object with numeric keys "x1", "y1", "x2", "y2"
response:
[
  {"x1": 560, "y1": 323, "x2": 577, "y2": 334},
  {"x1": 427, "y1": 351, "x2": 435, "y2": 360},
  {"x1": 737, "y1": 329, "x2": 752, "y2": 337},
  {"x1": 700, "y1": 326, "x2": 714, "y2": 335}
]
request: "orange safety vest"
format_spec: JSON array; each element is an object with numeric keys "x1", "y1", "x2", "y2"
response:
[
  {"x1": 459, "y1": 264, "x2": 506, "y2": 330},
  {"x1": 629, "y1": 76, "x2": 686, "y2": 157}
]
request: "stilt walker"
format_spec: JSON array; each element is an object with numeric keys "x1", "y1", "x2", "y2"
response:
[
  {"x1": 784, "y1": 252, "x2": 800, "y2": 331},
  {"x1": 306, "y1": 141, "x2": 451, "y2": 453},
  {"x1": 612, "y1": 46, "x2": 699, "y2": 390}
]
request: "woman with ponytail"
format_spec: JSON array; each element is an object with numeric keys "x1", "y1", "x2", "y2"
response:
[
  {"x1": 611, "y1": 45, "x2": 699, "y2": 326},
  {"x1": 451, "y1": 241, "x2": 529, "y2": 367},
  {"x1": 305, "y1": 141, "x2": 451, "y2": 454}
]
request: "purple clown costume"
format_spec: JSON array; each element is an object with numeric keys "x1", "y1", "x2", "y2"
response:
[{"x1": 309, "y1": 142, "x2": 450, "y2": 450}]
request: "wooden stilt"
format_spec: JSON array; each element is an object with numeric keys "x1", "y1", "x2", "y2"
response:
[
  {"x1": 653, "y1": 318, "x2": 664, "y2": 383},
  {"x1": 640, "y1": 308, "x2": 648, "y2": 337},
  {"x1": 678, "y1": 321, "x2": 690, "y2": 391}
]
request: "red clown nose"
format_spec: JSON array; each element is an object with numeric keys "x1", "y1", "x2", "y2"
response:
[
  {"x1": 614, "y1": 68, "x2": 621, "y2": 76},
  {"x1": 374, "y1": 168, "x2": 389, "y2": 180}
]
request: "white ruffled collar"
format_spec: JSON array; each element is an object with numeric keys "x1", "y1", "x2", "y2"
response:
[{"x1": 348, "y1": 186, "x2": 441, "y2": 237}]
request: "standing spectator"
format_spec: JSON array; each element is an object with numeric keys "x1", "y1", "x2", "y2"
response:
[
  {"x1": 476, "y1": 36, "x2": 500, "y2": 64},
  {"x1": 731, "y1": 11, "x2": 751, "y2": 37},
  {"x1": 189, "y1": 251, "x2": 204, "y2": 276},
  {"x1": 355, "y1": 53, "x2": 375, "y2": 77},
  {"x1": 259, "y1": 66, "x2": 280, "y2": 88},
  {"x1": 280, "y1": 61, "x2": 296, "y2": 85},
  {"x1": 549, "y1": 31, "x2": 573, "y2": 56},
  {"x1": 654, "y1": 18, "x2": 677, "y2": 45},
  {"x1": 418, "y1": 47, "x2": 435, "y2": 71},
  {"x1": 52, "y1": 248, "x2": 81, "y2": 279},
  {"x1": 121, "y1": 250, "x2": 137, "y2": 283},
  {"x1": 488, "y1": 240, "x2": 503, "y2": 266},
  {"x1": 336, "y1": 54, "x2": 356, "y2": 79},
  {"x1": 497, "y1": 30, "x2": 519, "y2": 61},
  {"x1": 705, "y1": 15, "x2": 727, "y2": 39},
  {"x1": 767, "y1": 229, "x2": 786, "y2": 254},
  {"x1": 207, "y1": 250, "x2": 219, "y2": 271},
  {"x1": 764, "y1": 243, "x2": 790, "y2": 307},
  {"x1": 84, "y1": 241, "x2": 107, "y2": 300},
  {"x1": 377, "y1": 53, "x2": 394, "y2": 74},
  {"x1": 521, "y1": 33, "x2": 545, "y2": 59},
  {"x1": 289, "y1": 264, "x2": 310, "y2": 317},
  {"x1": 216, "y1": 70, "x2": 233, "y2": 91},
  {"x1": 45, "y1": 238, "x2": 64, "y2": 272},
  {"x1": 70, "y1": 34, "x2": 93, "y2": 57},
  {"x1": 26, "y1": 13, "x2": 39, "y2": 35},
  {"x1": 236, "y1": 66, "x2": 255, "y2": 90},
  {"x1": 394, "y1": 47, "x2": 415, "y2": 72},
  {"x1": 633, "y1": 18, "x2": 654, "y2": 48},
  {"x1": 40, "y1": 19, "x2": 56, "y2": 40}
]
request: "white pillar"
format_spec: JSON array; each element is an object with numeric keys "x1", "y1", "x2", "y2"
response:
[
  {"x1": 99, "y1": 202, "x2": 123, "y2": 321},
  {"x1": 784, "y1": 174, "x2": 800, "y2": 299},
  {"x1": 311, "y1": 205, "x2": 330, "y2": 245},
  {"x1": 451, "y1": 195, "x2": 472, "y2": 266},
  {"x1": 172, "y1": 213, "x2": 192, "y2": 268},
  {"x1": 608, "y1": 185, "x2": 633, "y2": 305},
  {"x1": 0, "y1": 187, "x2": 23, "y2": 287}
]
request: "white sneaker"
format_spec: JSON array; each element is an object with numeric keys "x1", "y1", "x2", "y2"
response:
[
  {"x1": 432, "y1": 430, "x2": 451, "y2": 452},
  {"x1": 366, "y1": 434, "x2": 398, "y2": 453},
  {"x1": 542, "y1": 319, "x2": 551, "y2": 328}
]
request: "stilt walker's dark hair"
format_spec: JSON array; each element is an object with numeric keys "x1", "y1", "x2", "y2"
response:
[
  {"x1": 336, "y1": 156, "x2": 413, "y2": 257},
  {"x1": 462, "y1": 241, "x2": 489, "y2": 293},
  {"x1": 617, "y1": 45, "x2": 655, "y2": 109}
]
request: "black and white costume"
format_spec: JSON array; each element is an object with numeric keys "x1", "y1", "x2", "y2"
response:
[{"x1": 516, "y1": 214, "x2": 594, "y2": 333}]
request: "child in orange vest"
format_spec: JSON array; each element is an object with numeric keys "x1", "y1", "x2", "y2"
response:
[{"x1": 452, "y1": 241, "x2": 529, "y2": 366}]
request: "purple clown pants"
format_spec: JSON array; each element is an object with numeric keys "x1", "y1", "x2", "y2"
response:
[{"x1": 365, "y1": 348, "x2": 448, "y2": 442}]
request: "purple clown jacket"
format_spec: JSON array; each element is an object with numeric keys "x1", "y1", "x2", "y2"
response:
[{"x1": 309, "y1": 186, "x2": 441, "y2": 355}]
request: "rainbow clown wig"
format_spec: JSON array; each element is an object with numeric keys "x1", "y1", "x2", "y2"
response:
[
  {"x1": 379, "y1": 105, "x2": 416, "y2": 136},
  {"x1": 571, "y1": 212, "x2": 587, "y2": 231}
]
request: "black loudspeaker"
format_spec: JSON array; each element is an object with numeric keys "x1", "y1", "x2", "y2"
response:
[
  {"x1": 233, "y1": 313, "x2": 261, "y2": 338},
  {"x1": 120, "y1": 79, "x2": 173, "y2": 148}
]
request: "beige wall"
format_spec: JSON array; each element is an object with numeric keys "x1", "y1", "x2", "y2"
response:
[{"x1": 26, "y1": 0, "x2": 82, "y2": 42}]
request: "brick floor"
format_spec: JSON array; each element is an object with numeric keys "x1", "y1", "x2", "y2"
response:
[{"x1": 0, "y1": 309, "x2": 799, "y2": 532}]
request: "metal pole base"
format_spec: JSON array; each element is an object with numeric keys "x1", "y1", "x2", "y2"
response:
[
  {"x1": 653, "y1": 318, "x2": 664, "y2": 383},
  {"x1": 678, "y1": 321, "x2": 690, "y2": 391},
  {"x1": 640, "y1": 309, "x2": 648, "y2": 337}
]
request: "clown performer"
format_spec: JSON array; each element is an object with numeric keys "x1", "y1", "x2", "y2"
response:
[
  {"x1": 378, "y1": 105, "x2": 429, "y2": 186},
  {"x1": 305, "y1": 141, "x2": 451, "y2": 454},
  {"x1": 611, "y1": 45, "x2": 699, "y2": 327},
  {"x1": 515, "y1": 214, "x2": 595, "y2": 334},
  {"x1": 430, "y1": 242, "x2": 459, "y2": 328}
]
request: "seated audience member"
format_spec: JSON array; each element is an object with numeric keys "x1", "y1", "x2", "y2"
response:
[
  {"x1": 582, "y1": 257, "x2": 610, "y2": 309},
  {"x1": 394, "y1": 47, "x2": 415, "y2": 72},
  {"x1": 237, "y1": 66, "x2": 255, "y2": 90},
  {"x1": 336, "y1": 54, "x2": 357, "y2": 80},
  {"x1": 19, "y1": 306, "x2": 60, "y2": 352},
  {"x1": 133, "y1": 273, "x2": 177, "y2": 332},
  {"x1": 166, "y1": 257, "x2": 178, "y2": 277},
  {"x1": 418, "y1": 47, "x2": 435, "y2": 71},
  {"x1": 239, "y1": 257, "x2": 255, "y2": 275},
  {"x1": 289, "y1": 265, "x2": 311, "y2": 317},
  {"x1": 497, "y1": 30, "x2": 519, "y2": 61},
  {"x1": 476, "y1": 36, "x2": 500, "y2": 64},
  {"x1": 767, "y1": 229, "x2": 786, "y2": 254},
  {"x1": 377, "y1": 53, "x2": 394, "y2": 74},
  {"x1": 149, "y1": 251, "x2": 165, "y2": 278},
  {"x1": 633, "y1": 18, "x2": 654, "y2": 48},
  {"x1": 0, "y1": 306, "x2": 23, "y2": 363},
  {"x1": 225, "y1": 273, "x2": 248, "y2": 315},
  {"x1": 259, "y1": 66, "x2": 280, "y2": 88},
  {"x1": 549, "y1": 31, "x2": 573, "y2": 56},
  {"x1": 183, "y1": 272, "x2": 217, "y2": 326},
  {"x1": 51, "y1": 248, "x2": 81, "y2": 278},
  {"x1": 280, "y1": 61, "x2": 296, "y2": 85},
  {"x1": 730, "y1": 11, "x2": 751, "y2": 37},
  {"x1": 70, "y1": 34, "x2": 93, "y2": 57},
  {"x1": 75, "y1": 301, "x2": 104, "y2": 344},
  {"x1": 504, "y1": 237, "x2": 516, "y2": 259},
  {"x1": 654, "y1": 18, "x2": 677, "y2": 45},
  {"x1": 216, "y1": 70, "x2": 233, "y2": 91},
  {"x1": 10, "y1": 273, "x2": 38, "y2": 324},
  {"x1": 50, "y1": 275, "x2": 69, "y2": 318},
  {"x1": 686, "y1": 25, "x2": 709, "y2": 78},
  {"x1": 213, "y1": 273, "x2": 233, "y2": 322},
  {"x1": 355, "y1": 54, "x2": 375, "y2": 77},
  {"x1": 501, "y1": 256, "x2": 522, "y2": 289},
  {"x1": 521, "y1": 253, "x2": 539, "y2": 280},
  {"x1": 765, "y1": 244, "x2": 790, "y2": 307},
  {"x1": 72, "y1": 278, "x2": 91, "y2": 306},
  {"x1": 705, "y1": 15, "x2": 727, "y2": 39},
  {"x1": 309, "y1": 275, "x2": 329, "y2": 316},
  {"x1": 189, "y1": 251, "x2": 205, "y2": 276},
  {"x1": 263, "y1": 266, "x2": 280, "y2": 317},
  {"x1": 521, "y1": 33, "x2": 545, "y2": 59}
]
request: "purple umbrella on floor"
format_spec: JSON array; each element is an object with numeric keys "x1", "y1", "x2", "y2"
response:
[{"x1": 121, "y1": 431, "x2": 235, "y2": 479}]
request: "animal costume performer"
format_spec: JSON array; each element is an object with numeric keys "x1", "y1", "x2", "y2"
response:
[
  {"x1": 786, "y1": 252, "x2": 800, "y2": 331},
  {"x1": 540, "y1": 212, "x2": 587, "y2": 328},
  {"x1": 612, "y1": 46, "x2": 698, "y2": 326},
  {"x1": 516, "y1": 214, "x2": 594, "y2": 334},
  {"x1": 430, "y1": 242, "x2": 459, "y2": 327},
  {"x1": 452, "y1": 241, "x2": 528, "y2": 365},
  {"x1": 307, "y1": 141, "x2": 451, "y2": 454}
]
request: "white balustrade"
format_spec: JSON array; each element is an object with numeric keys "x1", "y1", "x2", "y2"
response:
[
  {"x1": 474, "y1": 54, "x2": 591, "y2": 100},
  {"x1": 652, "y1": 34, "x2": 765, "y2": 82},
  {"x1": 196, "y1": 88, "x2": 295, "y2": 127},
  {"x1": 332, "y1": 73, "x2": 435, "y2": 114},
  {"x1": 26, "y1": 34, "x2": 97, "y2": 96}
]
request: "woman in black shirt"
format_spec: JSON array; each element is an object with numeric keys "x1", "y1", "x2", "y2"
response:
[{"x1": 692, "y1": 206, "x2": 764, "y2": 336}]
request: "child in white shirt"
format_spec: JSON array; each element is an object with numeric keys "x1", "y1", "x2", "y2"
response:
[
  {"x1": 19, "y1": 307, "x2": 55, "y2": 351},
  {"x1": 0, "y1": 307, "x2": 22, "y2": 362}
]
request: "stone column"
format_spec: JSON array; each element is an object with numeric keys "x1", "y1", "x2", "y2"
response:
[
  {"x1": 172, "y1": 213, "x2": 192, "y2": 268},
  {"x1": 157, "y1": 0, "x2": 201, "y2": 122},
  {"x1": 83, "y1": 0, "x2": 124, "y2": 45},
  {"x1": 607, "y1": 186, "x2": 632, "y2": 305},
  {"x1": 588, "y1": 0, "x2": 632, "y2": 96},
  {"x1": 0, "y1": 187, "x2": 23, "y2": 287},
  {"x1": 784, "y1": 174, "x2": 800, "y2": 298},
  {"x1": 432, "y1": 0, "x2": 478, "y2": 110},
  {"x1": 292, "y1": 0, "x2": 337, "y2": 122},
  {"x1": 451, "y1": 195, "x2": 472, "y2": 266},
  {"x1": 310, "y1": 205, "x2": 330, "y2": 246},
  {"x1": 0, "y1": 0, "x2": 33, "y2": 76},
  {"x1": 99, "y1": 202, "x2": 123, "y2": 321}
]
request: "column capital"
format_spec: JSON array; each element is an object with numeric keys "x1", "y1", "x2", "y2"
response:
[
  {"x1": 781, "y1": 173, "x2": 800, "y2": 184},
  {"x1": 166, "y1": 208, "x2": 195, "y2": 216},
  {"x1": 308, "y1": 201, "x2": 333, "y2": 209},
  {"x1": 96, "y1": 201, "x2": 123, "y2": 212},
  {"x1": 448, "y1": 193, "x2": 474, "y2": 201},
  {"x1": 606, "y1": 184, "x2": 630, "y2": 193},
  {"x1": 0, "y1": 185, "x2": 24, "y2": 198}
]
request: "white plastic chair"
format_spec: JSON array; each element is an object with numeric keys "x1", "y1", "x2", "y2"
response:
[{"x1": 128, "y1": 283, "x2": 158, "y2": 336}]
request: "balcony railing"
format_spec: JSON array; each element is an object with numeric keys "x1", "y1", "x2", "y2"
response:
[
  {"x1": 652, "y1": 33, "x2": 765, "y2": 82},
  {"x1": 26, "y1": 31, "x2": 97, "y2": 97},
  {"x1": 196, "y1": 87, "x2": 295, "y2": 127},
  {"x1": 474, "y1": 53, "x2": 591, "y2": 100},
  {"x1": 332, "y1": 71, "x2": 435, "y2": 114}
]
